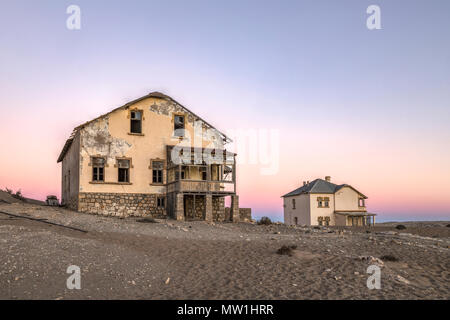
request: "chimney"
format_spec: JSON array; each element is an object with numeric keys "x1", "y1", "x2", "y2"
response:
[
  {"x1": 303, "y1": 181, "x2": 307, "y2": 186},
  {"x1": 325, "y1": 176, "x2": 331, "y2": 182}
]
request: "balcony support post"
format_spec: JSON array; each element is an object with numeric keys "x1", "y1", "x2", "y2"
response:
[
  {"x1": 231, "y1": 195, "x2": 239, "y2": 223},
  {"x1": 205, "y1": 194, "x2": 213, "y2": 222},
  {"x1": 175, "y1": 193, "x2": 184, "y2": 221}
]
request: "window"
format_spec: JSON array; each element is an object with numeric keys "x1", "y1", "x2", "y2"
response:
[
  {"x1": 359, "y1": 198, "x2": 365, "y2": 207},
  {"x1": 294, "y1": 217, "x2": 298, "y2": 225},
  {"x1": 92, "y1": 157, "x2": 105, "y2": 182},
  {"x1": 117, "y1": 159, "x2": 130, "y2": 182},
  {"x1": 152, "y1": 161, "x2": 164, "y2": 184},
  {"x1": 174, "y1": 115, "x2": 185, "y2": 136},
  {"x1": 324, "y1": 197, "x2": 330, "y2": 208},
  {"x1": 292, "y1": 198, "x2": 296, "y2": 209},
  {"x1": 324, "y1": 216, "x2": 330, "y2": 226},
  {"x1": 200, "y1": 167, "x2": 207, "y2": 180},
  {"x1": 130, "y1": 110, "x2": 142, "y2": 134},
  {"x1": 318, "y1": 216, "x2": 323, "y2": 226},
  {"x1": 157, "y1": 196, "x2": 165, "y2": 208},
  {"x1": 175, "y1": 167, "x2": 187, "y2": 180},
  {"x1": 317, "y1": 197, "x2": 323, "y2": 207}
]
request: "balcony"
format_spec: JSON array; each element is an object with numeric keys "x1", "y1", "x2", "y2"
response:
[{"x1": 167, "y1": 179, "x2": 235, "y2": 194}]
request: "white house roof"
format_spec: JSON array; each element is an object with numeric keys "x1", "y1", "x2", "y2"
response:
[{"x1": 281, "y1": 178, "x2": 367, "y2": 199}]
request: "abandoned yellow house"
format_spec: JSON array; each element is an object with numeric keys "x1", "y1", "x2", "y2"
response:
[
  {"x1": 282, "y1": 177, "x2": 376, "y2": 226},
  {"x1": 57, "y1": 91, "x2": 251, "y2": 222}
]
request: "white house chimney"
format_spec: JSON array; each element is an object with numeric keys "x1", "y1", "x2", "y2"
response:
[{"x1": 325, "y1": 176, "x2": 331, "y2": 182}]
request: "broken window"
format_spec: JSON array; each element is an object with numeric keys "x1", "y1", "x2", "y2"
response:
[
  {"x1": 152, "y1": 161, "x2": 164, "y2": 184},
  {"x1": 174, "y1": 115, "x2": 185, "y2": 137},
  {"x1": 130, "y1": 110, "x2": 142, "y2": 134},
  {"x1": 117, "y1": 159, "x2": 130, "y2": 183},
  {"x1": 157, "y1": 196, "x2": 165, "y2": 208},
  {"x1": 92, "y1": 157, "x2": 105, "y2": 182}
]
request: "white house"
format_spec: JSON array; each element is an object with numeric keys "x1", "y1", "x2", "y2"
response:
[{"x1": 282, "y1": 176, "x2": 376, "y2": 226}]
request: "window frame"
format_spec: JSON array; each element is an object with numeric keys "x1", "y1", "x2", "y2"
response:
[
  {"x1": 116, "y1": 158, "x2": 132, "y2": 183},
  {"x1": 173, "y1": 113, "x2": 185, "y2": 137},
  {"x1": 157, "y1": 196, "x2": 166, "y2": 208},
  {"x1": 129, "y1": 109, "x2": 143, "y2": 135},
  {"x1": 151, "y1": 159, "x2": 165, "y2": 185},
  {"x1": 91, "y1": 156, "x2": 106, "y2": 182}
]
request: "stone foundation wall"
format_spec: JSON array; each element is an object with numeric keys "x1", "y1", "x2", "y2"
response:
[
  {"x1": 225, "y1": 207, "x2": 252, "y2": 222},
  {"x1": 212, "y1": 196, "x2": 226, "y2": 221},
  {"x1": 65, "y1": 194, "x2": 79, "y2": 211},
  {"x1": 78, "y1": 192, "x2": 166, "y2": 218},
  {"x1": 239, "y1": 208, "x2": 252, "y2": 222},
  {"x1": 184, "y1": 195, "x2": 205, "y2": 220}
]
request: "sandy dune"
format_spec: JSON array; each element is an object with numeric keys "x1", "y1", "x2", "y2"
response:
[{"x1": 0, "y1": 202, "x2": 448, "y2": 299}]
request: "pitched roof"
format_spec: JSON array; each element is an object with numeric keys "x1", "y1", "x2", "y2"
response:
[
  {"x1": 281, "y1": 179, "x2": 367, "y2": 198},
  {"x1": 57, "y1": 91, "x2": 231, "y2": 163}
]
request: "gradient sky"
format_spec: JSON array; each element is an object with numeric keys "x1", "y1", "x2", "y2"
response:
[{"x1": 1, "y1": 0, "x2": 449, "y2": 222}]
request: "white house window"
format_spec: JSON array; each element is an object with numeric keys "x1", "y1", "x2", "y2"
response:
[{"x1": 359, "y1": 198, "x2": 365, "y2": 207}]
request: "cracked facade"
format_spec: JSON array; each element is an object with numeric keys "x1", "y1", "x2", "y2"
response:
[{"x1": 57, "y1": 91, "x2": 251, "y2": 221}]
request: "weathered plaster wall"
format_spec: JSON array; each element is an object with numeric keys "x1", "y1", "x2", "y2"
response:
[
  {"x1": 283, "y1": 194, "x2": 310, "y2": 226},
  {"x1": 309, "y1": 193, "x2": 336, "y2": 226},
  {"x1": 78, "y1": 97, "x2": 218, "y2": 195},
  {"x1": 334, "y1": 187, "x2": 365, "y2": 212},
  {"x1": 61, "y1": 132, "x2": 80, "y2": 210}
]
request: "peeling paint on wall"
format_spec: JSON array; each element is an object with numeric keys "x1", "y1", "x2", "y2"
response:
[
  {"x1": 80, "y1": 117, "x2": 131, "y2": 165},
  {"x1": 149, "y1": 100, "x2": 196, "y2": 124}
]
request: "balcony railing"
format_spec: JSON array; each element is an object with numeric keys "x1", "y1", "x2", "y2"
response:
[{"x1": 167, "y1": 179, "x2": 235, "y2": 194}]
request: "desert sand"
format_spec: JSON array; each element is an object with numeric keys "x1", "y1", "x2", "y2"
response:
[{"x1": 0, "y1": 202, "x2": 448, "y2": 299}]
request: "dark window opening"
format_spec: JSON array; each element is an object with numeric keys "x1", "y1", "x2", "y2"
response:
[
  {"x1": 175, "y1": 169, "x2": 186, "y2": 181},
  {"x1": 152, "y1": 161, "x2": 164, "y2": 184},
  {"x1": 117, "y1": 159, "x2": 130, "y2": 182},
  {"x1": 157, "y1": 197, "x2": 165, "y2": 208},
  {"x1": 92, "y1": 157, "x2": 105, "y2": 181},
  {"x1": 130, "y1": 111, "x2": 142, "y2": 134},
  {"x1": 174, "y1": 115, "x2": 185, "y2": 136},
  {"x1": 292, "y1": 198, "x2": 296, "y2": 209},
  {"x1": 200, "y1": 167, "x2": 207, "y2": 180}
]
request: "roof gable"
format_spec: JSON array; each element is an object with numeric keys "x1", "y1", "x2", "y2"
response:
[
  {"x1": 281, "y1": 178, "x2": 367, "y2": 198},
  {"x1": 57, "y1": 91, "x2": 230, "y2": 163}
]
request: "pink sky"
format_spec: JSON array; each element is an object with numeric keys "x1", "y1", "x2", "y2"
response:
[{"x1": 1, "y1": 1, "x2": 449, "y2": 222}]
